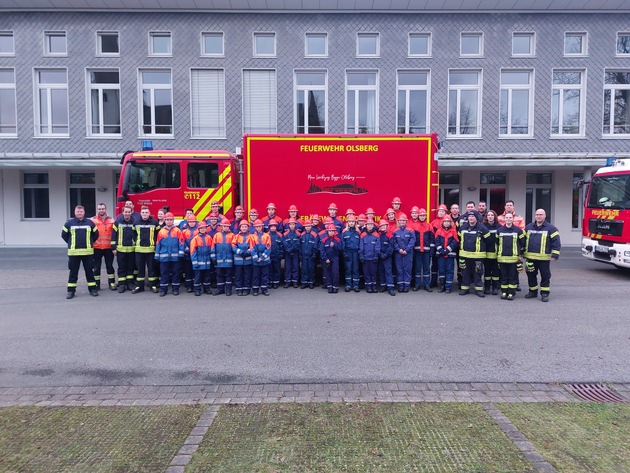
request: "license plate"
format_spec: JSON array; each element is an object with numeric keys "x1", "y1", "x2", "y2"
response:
[{"x1": 595, "y1": 245, "x2": 609, "y2": 253}]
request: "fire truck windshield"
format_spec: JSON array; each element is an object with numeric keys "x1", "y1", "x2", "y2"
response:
[{"x1": 587, "y1": 174, "x2": 630, "y2": 209}]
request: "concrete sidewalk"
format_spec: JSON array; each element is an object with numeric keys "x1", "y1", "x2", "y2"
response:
[{"x1": 2, "y1": 381, "x2": 629, "y2": 407}]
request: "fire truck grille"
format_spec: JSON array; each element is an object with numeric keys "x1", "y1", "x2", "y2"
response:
[
  {"x1": 588, "y1": 219, "x2": 623, "y2": 236},
  {"x1": 563, "y1": 383, "x2": 628, "y2": 403}
]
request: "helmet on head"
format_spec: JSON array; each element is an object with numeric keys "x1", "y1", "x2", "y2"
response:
[
  {"x1": 304, "y1": 219, "x2": 313, "y2": 226},
  {"x1": 311, "y1": 213, "x2": 320, "y2": 221},
  {"x1": 239, "y1": 220, "x2": 250, "y2": 227},
  {"x1": 366, "y1": 218, "x2": 375, "y2": 225},
  {"x1": 419, "y1": 208, "x2": 427, "y2": 214},
  {"x1": 267, "y1": 202, "x2": 276, "y2": 210},
  {"x1": 324, "y1": 217, "x2": 333, "y2": 224},
  {"x1": 165, "y1": 212, "x2": 174, "y2": 219},
  {"x1": 288, "y1": 204, "x2": 298, "y2": 212},
  {"x1": 198, "y1": 221, "x2": 208, "y2": 229},
  {"x1": 366, "y1": 207, "x2": 375, "y2": 214},
  {"x1": 410, "y1": 206, "x2": 420, "y2": 213},
  {"x1": 254, "y1": 219, "x2": 263, "y2": 226},
  {"x1": 235, "y1": 205, "x2": 244, "y2": 212},
  {"x1": 386, "y1": 208, "x2": 395, "y2": 216},
  {"x1": 438, "y1": 204, "x2": 448, "y2": 211},
  {"x1": 288, "y1": 218, "x2": 297, "y2": 224},
  {"x1": 392, "y1": 197, "x2": 402, "y2": 204},
  {"x1": 187, "y1": 214, "x2": 197, "y2": 222},
  {"x1": 269, "y1": 219, "x2": 278, "y2": 226},
  {"x1": 326, "y1": 224, "x2": 336, "y2": 231},
  {"x1": 346, "y1": 215, "x2": 356, "y2": 222},
  {"x1": 220, "y1": 218, "x2": 230, "y2": 225},
  {"x1": 357, "y1": 213, "x2": 366, "y2": 221},
  {"x1": 208, "y1": 212, "x2": 219, "y2": 220},
  {"x1": 328, "y1": 203, "x2": 338, "y2": 210},
  {"x1": 378, "y1": 219, "x2": 388, "y2": 228},
  {"x1": 346, "y1": 208, "x2": 355, "y2": 216},
  {"x1": 398, "y1": 213, "x2": 408, "y2": 221}
]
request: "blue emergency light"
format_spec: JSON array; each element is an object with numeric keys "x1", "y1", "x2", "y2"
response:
[
  {"x1": 606, "y1": 157, "x2": 617, "y2": 166},
  {"x1": 141, "y1": 140, "x2": 153, "y2": 151}
]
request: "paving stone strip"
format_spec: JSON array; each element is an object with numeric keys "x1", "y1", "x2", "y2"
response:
[
  {"x1": 0, "y1": 382, "x2": 628, "y2": 407},
  {"x1": 165, "y1": 405, "x2": 219, "y2": 473},
  {"x1": 483, "y1": 403, "x2": 557, "y2": 473}
]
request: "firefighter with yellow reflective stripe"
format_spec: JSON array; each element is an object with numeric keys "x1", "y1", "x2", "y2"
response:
[
  {"x1": 62, "y1": 205, "x2": 99, "y2": 299},
  {"x1": 497, "y1": 213, "x2": 526, "y2": 301},
  {"x1": 524, "y1": 209, "x2": 561, "y2": 302},
  {"x1": 132, "y1": 206, "x2": 159, "y2": 294},
  {"x1": 111, "y1": 206, "x2": 136, "y2": 293},
  {"x1": 458, "y1": 210, "x2": 490, "y2": 298}
]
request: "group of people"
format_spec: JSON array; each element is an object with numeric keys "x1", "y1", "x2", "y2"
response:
[{"x1": 62, "y1": 198, "x2": 561, "y2": 302}]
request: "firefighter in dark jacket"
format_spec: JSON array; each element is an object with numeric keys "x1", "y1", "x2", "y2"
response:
[
  {"x1": 341, "y1": 215, "x2": 361, "y2": 292},
  {"x1": 392, "y1": 213, "x2": 415, "y2": 293},
  {"x1": 524, "y1": 209, "x2": 561, "y2": 302},
  {"x1": 111, "y1": 206, "x2": 136, "y2": 293},
  {"x1": 378, "y1": 219, "x2": 396, "y2": 296},
  {"x1": 320, "y1": 224, "x2": 342, "y2": 293},
  {"x1": 299, "y1": 219, "x2": 319, "y2": 289},
  {"x1": 268, "y1": 219, "x2": 284, "y2": 289},
  {"x1": 282, "y1": 218, "x2": 301, "y2": 287},
  {"x1": 458, "y1": 210, "x2": 490, "y2": 298},
  {"x1": 62, "y1": 205, "x2": 99, "y2": 299},
  {"x1": 132, "y1": 205, "x2": 159, "y2": 293},
  {"x1": 497, "y1": 213, "x2": 526, "y2": 301}
]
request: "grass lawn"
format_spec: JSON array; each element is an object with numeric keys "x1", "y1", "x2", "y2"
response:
[
  {"x1": 186, "y1": 402, "x2": 533, "y2": 473},
  {"x1": 500, "y1": 402, "x2": 630, "y2": 473},
  {"x1": 0, "y1": 405, "x2": 203, "y2": 473}
]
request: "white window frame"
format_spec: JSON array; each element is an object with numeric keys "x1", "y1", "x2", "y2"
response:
[
  {"x1": 0, "y1": 68, "x2": 17, "y2": 137},
  {"x1": 551, "y1": 69, "x2": 585, "y2": 138},
  {"x1": 190, "y1": 68, "x2": 226, "y2": 139},
  {"x1": 96, "y1": 31, "x2": 120, "y2": 56},
  {"x1": 22, "y1": 172, "x2": 50, "y2": 220},
  {"x1": 356, "y1": 32, "x2": 380, "y2": 57},
  {"x1": 294, "y1": 69, "x2": 328, "y2": 134},
  {"x1": 149, "y1": 31, "x2": 172, "y2": 57},
  {"x1": 86, "y1": 68, "x2": 121, "y2": 138},
  {"x1": 43, "y1": 31, "x2": 67, "y2": 56},
  {"x1": 460, "y1": 32, "x2": 483, "y2": 58},
  {"x1": 201, "y1": 32, "x2": 224, "y2": 57},
  {"x1": 305, "y1": 32, "x2": 328, "y2": 58},
  {"x1": 253, "y1": 32, "x2": 276, "y2": 58},
  {"x1": 138, "y1": 68, "x2": 173, "y2": 138},
  {"x1": 0, "y1": 31, "x2": 15, "y2": 56},
  {"x1": 345, "y1": 69, "x2": 379, "y2": 134},
  {"x1": 447, "y1": 69, "x2": 482, "y2": 138},
  {"x1": 499, "y1": 69, "x2": 534, "y2": 138},
  {"x1": 564, "y1": 32, "x2": 587, "y2": 57},
  {"x1": 616, "y1": 32, "x2": 630, "y2": 57},
  {"x1": 603, "y1": 69, "x2": 630, "y2": 137},
  {"x1": 34, "y1": 68, "x2": 69, "y2": 137},
  {"x1": 396, "y1": 69, "x2": 430, "y2": 134},
  {"x1": 408, "y1": 32, "x2": 431, "y2": 57},
  {"x1": 242, "y1": 69, "x2": 277, "y2": 134},
  {"x1": 512, "y1": 32, "x2": 535, "y2": 57}
]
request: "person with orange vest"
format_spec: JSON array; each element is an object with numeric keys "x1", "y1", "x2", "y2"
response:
[
  {"x1": 409, "y1": 206, "x2": 435, "y2": 292},
  {"x1": 190, "y1": 221, "x2": 214, "y2": 296},
  {"x1": 391, "y1": 197, "x2": 404, "y2": 220},
  {"x1": 392, "y1": 213, "x2": 415, "y2": 292},
  {"x1": 232, "y1": 220, "x2": 254, "y2": 296},
  {"x1": 155, "y1": 212, "x2": 184, "y2": 296},
  {"x1": 91, "y1": 202, "x2": 116, "y2": 291},
  {"x1": 250, "y1": 219, "x2": 272, "y2": 296},
  {"x1": 497, "y1": 200, "x2": 525, "y2": 229},
  {"x1": 282, "y1": 217, "x2": 301, "y2": 287},
  {"x1": 267, "y1": 219, "x2": 284, "y2": 289},
  {"x1": 181, "y1": 213, "x2": 200, "y2": 293},
  {"x1": 211, "y1": 218, "x2": 235, "y2": 296},
  {"x1": 319, "y1": 224, "x2": 342, "y2": 293},
  {"x1": 430, "y1": 204, "x2": 449, "y2": 288},
  {"x1": 359, "y1": 218, "x2": 380, "y2": 293},
  {"x1": 299, "y1": 219, "x2": 319, "y2": 289},
  {"x1": 378, "y1": 219, "x2": 395, "y2": 296}
]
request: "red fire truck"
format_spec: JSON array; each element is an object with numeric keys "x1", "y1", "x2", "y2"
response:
[
  {"x1": 581, "y1": 159, "x2": 630, "y2": 268},
  {"x1": 117, "y1": 134, "x2": 440, "y2": 222}
]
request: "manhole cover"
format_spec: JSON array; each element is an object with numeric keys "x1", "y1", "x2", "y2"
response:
[{"x1": 563, "y1": 383, "x2": 627, "y2": 403}]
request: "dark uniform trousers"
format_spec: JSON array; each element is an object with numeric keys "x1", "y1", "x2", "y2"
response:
[
  {"x1": 68, "y1": 255, "x2": 96, "y2": 293},
  {"x1": 527, "y1": 260, "x2": 551, "y2": 295},
  {"x1": 93, "y1": 249, "x2": 115, "y2": 288},
  {"x1": 461, "y1": 258, "x2": 484, "y2": 292}
]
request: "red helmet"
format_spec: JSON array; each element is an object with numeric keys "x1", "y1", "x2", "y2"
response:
[
  {"x1": 357, "y1": 213, "x2": 366, "y2": 221},
  {"x1": 324, "y1": 217, "x2": 333, "y2": 224},
  {"x1": 386, "y1": 208, "x2": 395, "y2": 216},
  {"x1": 378, "y1": 219, "x2": 388, "y2": 227},
  {"x1": 392, "y1": 197, "x2": 402, "y2": 204},
  {"x1": 235, "y1": 205, "x2": 244, "y2": 212},
  {"x1": 328, "y1": 203, "x2": 338, "y2": 210},
  {"x1": 311, "y1": 213, "x2": 320, "y2": 221},
  {"x1": 366, "y1": 218, "x2": 375, "y2": 225},
  {"x1": 346, "y1": 215, "x2": 356, "y2": 222},
  {"x1": 165, "y1": 212, "x2": 174, "y2": 219},
  {"x1": 410, "y1": 206, "x2": 420, "y2": 213},
  {"x1": 288, "y1": 204, "x2": 298, "y2": 212},
  {"x1": 220, "y1": 218, "x2": 230, "y2": 225},
  {"x1": 304, "y1": 219, "x2": 313, "y2": 225},
  {"x1": 267, "y1": 202, "x2": 276, "y2": 209},
  {"x1": 438, "y1": 204, "x2": 448, "y2": 211},
  {"x1": 198, "y1": 221, "x2": 208, "y2": 229},
  {"x1": 253, "y1": 219, "x2": 263, "y2": 226},
  {"x1": 211, "y1": 200, "x2": 220, "y2": 206},
  {"x1": 419, "y1": 208, "x2": 427, "y2": 215},
  {"x1": 239, "y1": 219, "x2": 250, "y2": 227},
  {"x1": 269, "y1": 218, "x2": 278, "y2": 226},
  {"x1": 326, "y1": 224, "x2": 336, "y2": 231},
  {"x1": 187, "y1": 214, "x2": 197, "y2": 222},
  {"x1": 288, "y1": 217, "x2": 297, "y2": 224},
  {"x1": 208, "y1": 212, "x2": 219, "y2": 220},
  {"x1": 398, "y1": 213, "x2": 408, "y2": 221},
  {"x1": 366, "y1": 207, "x2": 375, "y2": 214},
  {"x1": 345, "y1": 208, "x2": 355, "y2": 215},
  {"x1": 249, "y1": 208, "x2": 258, "y2": 215}
]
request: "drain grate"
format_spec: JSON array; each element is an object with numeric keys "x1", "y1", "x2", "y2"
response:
[{"x1": 563, "y1": 383, "x2": 627, "y2": 403}]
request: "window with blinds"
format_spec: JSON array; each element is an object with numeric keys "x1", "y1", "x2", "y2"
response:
[
  {"x1": 242, "y1": 69, "x2": 277, "y2": 134},
  {"x1": 191, "y1": 69, "x2": 226, "y2": 138}
]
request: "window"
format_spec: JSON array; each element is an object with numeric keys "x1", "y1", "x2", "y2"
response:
[
  {"x1": 448, "y1": 70, "x2": 481, "y2": 137},
  {"x1": 305, "y1": 33, "x2": 327, "y2": 57},
  {"x1": 616, "y1": 33, "x2": 630, "y2": 56},
  {"x1": 439, "y1": 173, "x2": 460, "y2": 209},
  {"x1": 603, "y1": 70, "x2": 630, "y2": 136},
  {"x1": 253, "y1": 32, "x2": 276, "y2": 57},
  {"x1": 295, "y1": 71, "x2": 326, "y2": 134},
  {"x1": 551, "y1": 70, "x2": 584, "y2": 136},
  {"x1": 408, "y1": 33, "x2": 431, "y2": 57},
  {"x1": 87, "y1": 69, "x2": 121, "y2": 136},
  {"x1": 397, "y1": 70, "x2": 429, "y2": 134},
  {"x1": 191, "y1": 69, "x2": 226, "y2": 138},
  {"x1": 243, "y1": 69, "x2": 277, "y2": 133},
  {"x1": 572, "y1": 172, "x2": 584, "y2": 229},
  {"x1": 565, "y1": 32, "x2": 587, "y2": 56},
  {"x1": 500, "y1": 70, "x2": 533, "y2": 136},
  {"x1": 97, "y1": 31, "x2": 119, "y2": 55},
  {"x1": 0, "y1": 31, "x2": 14, "y2": 55},
  {"x1": 22, "y1": 173, "x2": 50, "y2": 219},
  {"x1": 526, "y1": 173, "x2": 552, "y2": 225},
  {"x1": 34, "y1": 69, "x2": 68, "y2": 136},
  {"x1": 44, "y1": 31, "x2": 67, "y2": 56},
  {"x1": 357, "y1": 33, "x2": 379, "y2": 57},
  {"x1": 460, "y1": 32, "x2": 483, "y2": 57},
  {"x1": 69, "y1": 173, "x2": 96, "y2": 218},
  {"x1": 139, "y1": 69, "x2": 173, "y2": 136},
  {"x1": 480, "y1": 173, "x2": 507, "y2": 214},
  {"x1": 123, "y1": 161, "x2": 180, "y2": 194},
  {"x1": 201, "y1": 32, "x2": 224, "y2": 56},
  {"x1": 187, "y1": 163, "x2": 219, "y2": 188},
  {"x1": 512, "y1": 32, "x2": 535, "y2": 57},
  {"x1": 346, "y1": 70, "x2": 378, "y2": 134},
  {"x1": 149, "y1": 32, "x2": 171, "y2": 56},
  {"x1": 0, "y1": 69, "x2": 17, "y2": 136}
]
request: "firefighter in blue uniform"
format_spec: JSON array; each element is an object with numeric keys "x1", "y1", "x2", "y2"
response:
[
  {"x1": 392, "y1": 213, "x2": 415, "y2": 292},
  {"x1": 524, "y1": 209, "x2": 561, "y2": 302},
  {"x1": 378, "y1": 219, "x2": 396, "y2": 296},
  {"x1": 341, "y1": 215, "x2": 361, "y2": 292},
  {"x1": 268, "y1": 219, "x2": 284, "y2": 289},
  {"x1": 190, "y1": 221, "x2": 214, "y2": 296},
  {"x1": 458, "y1": 210, "x2": 490, "y2": 297},
  {"x1": 232, "y1": 220, "x2": 254, "y2": 296},
  {"x1": 497, "y1": 212, "x2": 526, "y2": 301},
  {"x1": 282, "y1": 218, "x2": 301, "y2": 287},
  {"x1": 299, "y1": 219, "x2": 319, "y2": 289},
  {"x1": 359, "y1": 218, "x2": 381, "y2": 293},
  {"x1": 62, "y1": 205, "x2": 99, "y2": 299},
  {"x1": 320, "y1": 224, "x2": 342, "y2": 293}
]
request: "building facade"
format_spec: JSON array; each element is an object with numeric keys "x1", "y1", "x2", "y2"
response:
[{"x1": 1, "y1": 4, "x2": 630, "y2": 246}]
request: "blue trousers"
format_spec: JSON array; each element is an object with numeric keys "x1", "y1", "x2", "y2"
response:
[
  {"x1": 269, "y1": 257, "x2": 282, "y2": 286},
  {"x1": 323, "y1": 258, "x2": 340, "y2": 290},
  {"x1": 344, "y1": 251, "x2": 359, "y2": 288},
  {"x1": 159, "y1": 260, "x2": 180, "y2": 292},
  {"x1": 413, "y1": 251, "x2": 431, "y2": 288},
  {"x1": 437, "y1": 257, "x2": 455, "y2": 290},
  {"x1": 216, "y1": 266, "x2": 233, "y2": 293},
  {"x1": 394, "y1": 252, "x2": 413, "y2": 289},
  {"x1": 362, "y1": 259, "x2": 377, "y2": 289},
  {"x1": 234, "y1": 265, "x2": 252, "y2": 292},
  {"x1": 378, "y1": 256, "x2": 394, "y2": 289},
  {"x1": 252, "y1": 265, "x2": 270, "y2": 293},
  {"x1": 301, "y1": 255, "x2": 316, "y2": 284},
  {"x1": 285, "y1": 253, "x2": 299, "y2": 284},
  {"x1": 193, "y1": 269, "x2": 212, "y2": 292}
]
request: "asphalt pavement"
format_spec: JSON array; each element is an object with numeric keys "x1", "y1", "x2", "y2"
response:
[{"x1": 1, "y1": 247, "x2": 629, "y2": 389}]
